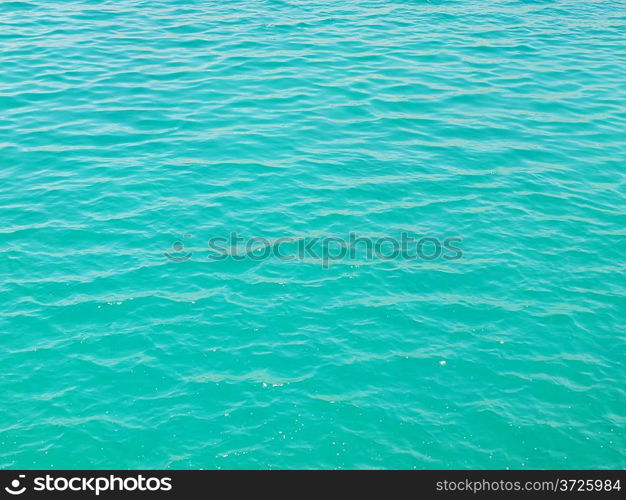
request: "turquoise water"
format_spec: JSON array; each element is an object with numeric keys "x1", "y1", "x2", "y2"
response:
[{"x1": 1, "y1": 0, "x2": 625, "y2": 470}]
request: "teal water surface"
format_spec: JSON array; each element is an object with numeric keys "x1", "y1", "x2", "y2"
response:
[{"x1": 1, "y1": 0, "x2": 626, "y2": 469}]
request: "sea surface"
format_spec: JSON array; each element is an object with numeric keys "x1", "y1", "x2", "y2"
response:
[{"x1": 1, "y1": 0, "x2": 625, "y2": 469}]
